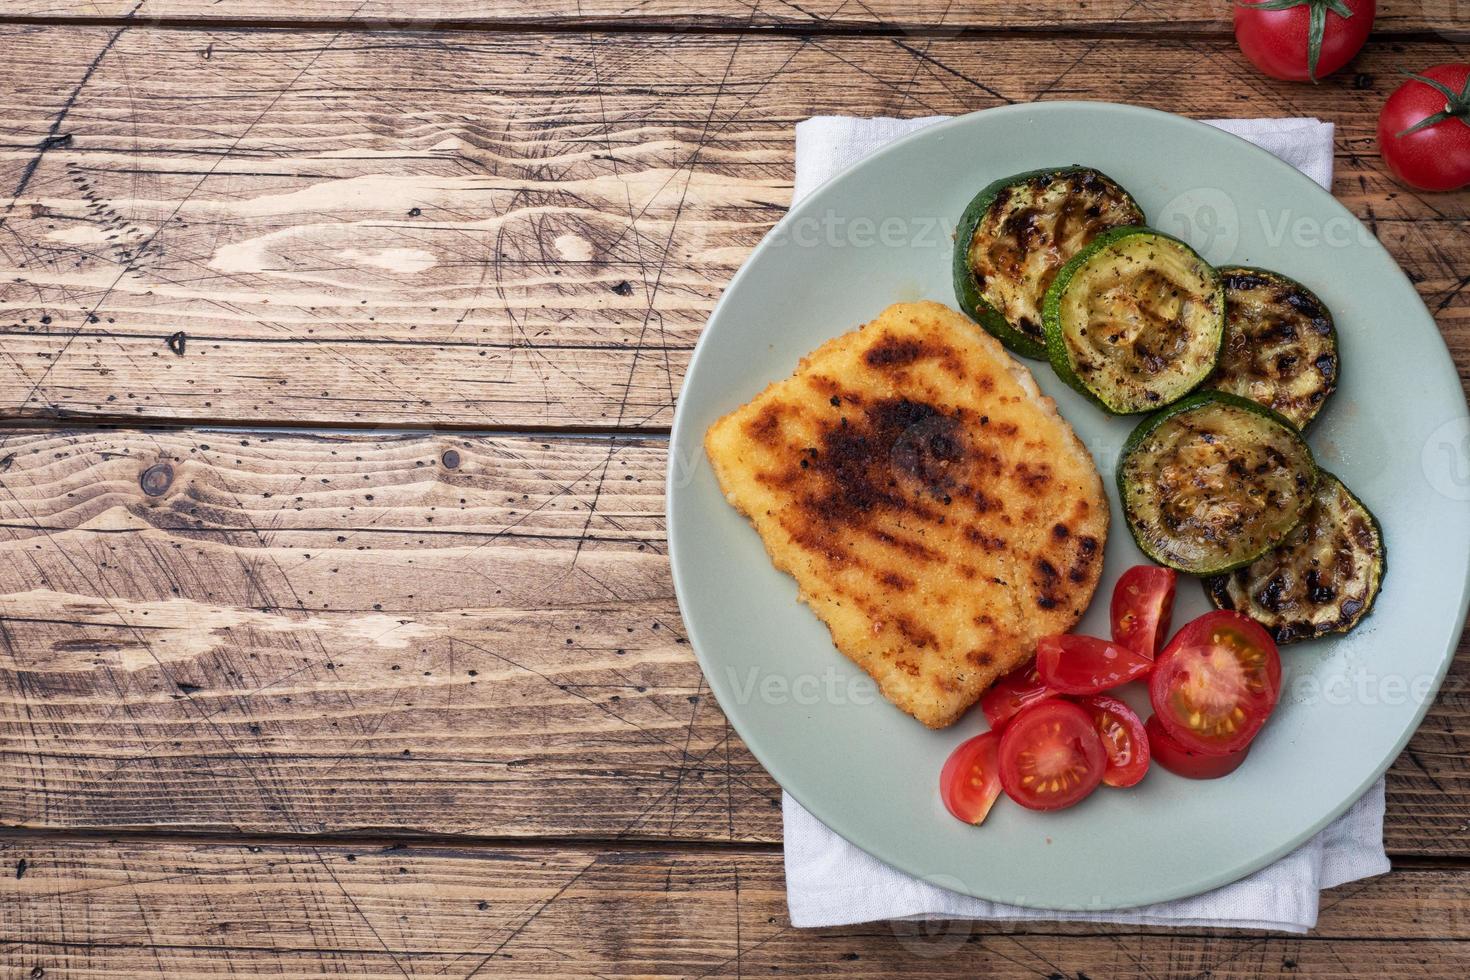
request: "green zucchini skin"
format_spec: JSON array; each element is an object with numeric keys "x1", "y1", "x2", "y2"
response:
[
  {"x1": 1206, "y1": 266, "x2": 1339, "y2": 430},
  {"x1": 1117, "y1": 390, "x2": 1318, "y2": 576},
  {"x1": 1043, "y1": 226, "x2": 1224, "y2": 415},
  {"x1": 953, "y1": 167, "x2": 1143, "y2": 361},
  {"x1": 1204, "y1": 471, "x2": 1385, "y2": 644}
]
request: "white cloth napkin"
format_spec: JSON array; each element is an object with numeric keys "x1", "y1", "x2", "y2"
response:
[
  {"x1": 784, "y1": 113, "x2": 1389, "y2": 933},
  {"x1": 793, "y1": 115, "x2": 1336, "y2": 200}
]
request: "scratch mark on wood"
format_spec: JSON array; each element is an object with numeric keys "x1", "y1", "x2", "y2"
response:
[
  {"x1": 460, "y1": 856, "x2": 598, "y2": 980},
  {"x1": 2, "y1": 5, "x2": 138, "y2": 222}
]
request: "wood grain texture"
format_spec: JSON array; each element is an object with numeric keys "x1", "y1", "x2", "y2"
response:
[
  {"x1": 0, "y1": 427, "x2": 776, "y2": 841},
  {"x1": 0, "y1": 27, "x2": 1465, "y2": 430},
  {"x1": 2, "y1": 12, "x2": 1469, "y2": 968},
  {"x1": 3, "y1": 839, "x2": 1470, "y2": 978},
  {"x1": 1, "y1": 427, "x2": 1468, "y2": 853},
  {"x1": 0, "y1": 0, "x2": 1463, "y2": 35}
]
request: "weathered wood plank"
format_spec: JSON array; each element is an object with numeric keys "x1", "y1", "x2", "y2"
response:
[
  {"x1": 2, "y1": 839, "x2": 1469, "y2": 978},
  {"x1": 0, "y1": 427, "x2": 777, "y2": 840},
  {"x1": 1, "y1": 427, "x2": 1468, "y2": 852},
  {"x1": 0, "y1": 0, "x2": 1461, "y2": 35},
  {"x1": 0, "y1": 27, "x2": 1465, "y2": 430}
]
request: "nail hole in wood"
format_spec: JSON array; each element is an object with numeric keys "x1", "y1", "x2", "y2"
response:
[{"x1": 140, "y1": 463, "x2": 174, "y2": 496}]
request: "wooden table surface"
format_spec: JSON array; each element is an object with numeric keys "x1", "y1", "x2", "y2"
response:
[{"x1": 0, "y1": 1, "x2": 1467, "y2": 976}]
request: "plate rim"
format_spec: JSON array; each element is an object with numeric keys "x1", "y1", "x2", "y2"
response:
[{"x1": 667, "y1": 99, "x2": 1470, "y2": 909}]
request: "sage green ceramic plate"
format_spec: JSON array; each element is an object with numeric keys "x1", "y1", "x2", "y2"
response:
[{"x1": 667, "y1": 102, "x2": 1470, "y2": 909}]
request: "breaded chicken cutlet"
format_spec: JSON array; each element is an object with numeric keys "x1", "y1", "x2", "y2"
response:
[{"x1": 704, "y1": 301, "x2": 1108, "y2": 728}]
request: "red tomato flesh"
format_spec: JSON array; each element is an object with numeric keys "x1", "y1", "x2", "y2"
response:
[
  {"x1": 1036, "y1": 634, "x2": 1153, "y2": 696},
  {"x1": 940, "y1": 731, "x2": 1003, "y2": 825},
  {"x1": 979, "y1": 658, "x2": 1054, "y2": 730},
  {"x1": 997, "y1": 700, "x2": 1107, "y2": 811},
  {"x1": 1078, "y1": 694, "x2": 1151, "y2": 788},
  {"x1": 1149, "y1": 610, "x2": 1282, "y2": 757},
  {"x1": 1110, "y1": 565, "x2": 1176, "y2": 660},
  {"x1": 1146, "y1": 715, "x2": 1251, "y2": 780}
]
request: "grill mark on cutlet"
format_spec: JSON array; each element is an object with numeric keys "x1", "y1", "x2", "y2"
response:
[
  {"x1": 863, "y1": 335, "x2": 929, "y2": 367},
  {"x1": 865, "y1": 330, "x2": 972, "y2": 379},
  {"x1": 756, "y1": 330, "x2": 1106, "y2": 655},
  {"x1": 744, "y1": 403, "x2": 784, "y2": 444},
  {"x1": 964, "y1": 525, "x2": 1007, "y2": 551},
  {"x1": 1025, "y1": 496, "x2": 1105, "y2": 611},
  {"x1": 863, "y1": 526, "x2": 942, "y2": 561},
  {"x1": 1014, "y1": 460, "x2": 1053, "y2": 493},
  {"x1": 821, "y1": 398, "x2": 961, "y2": 509},
  {"x1": 883, "y1": 400, "x2": 964, "y2": 496},
  {"x1": 880, "y1": 570, "x2": 914, "y2": 591},
  {"x1": 1034, "y1": 554, "x2": 1064, "y2": 611},
  {"x1": 804, "y1": 373, "x2": 866, "y2": 406},
  {"x1": 894, "y1": 615, "x2": 937, "y2": 649},
  {"x1": 781, "y1": 396, "x2": 971, "y2": 567}
]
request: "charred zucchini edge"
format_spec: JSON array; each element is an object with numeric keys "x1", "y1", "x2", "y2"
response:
[
  {"x1": 1043, "y1": 226, "x2": 1224, "y2": 415},
  {"x1": 952, "y1": 166, "x2": 1142, "y2": 361},
  {"x1": 1117, "y1": 390, "x2": 1319, "y2": 576},
  {"x1": 1207, "y1": 265, "x2": 1340, "y2": 430},
  {"x1": 1204, "y1": 471, "x2": 1385, "y2": 644}
]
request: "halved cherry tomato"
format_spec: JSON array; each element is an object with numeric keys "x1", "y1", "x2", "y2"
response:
[
  {"x1": 1077, "y1": 694, "x2": 1151, "y2": 788},
  {"x1": 1146, "y1": 715, "x2": 1251, "y2": 780},
  {"x1": 1149, "y1": 610, "x2": 1282, "y2": 757},
  {"x1": 997, "y1": 700, "x2": 1107, "y2": 811},
  {"x1": 1036, "y1": 634, "x2": 1153, "y2": 696},
  {"x1": 939, "y1": 731, "x2": 1003, "y2": 825},
  {"x1": 1110, "y1": 565, "x2": 1177, "y2": 660},
  {"x1": 979, "y1": 658, "x2": 1054, "y2": 730}
]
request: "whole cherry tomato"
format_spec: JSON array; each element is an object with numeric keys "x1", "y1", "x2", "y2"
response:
[
  {"x1": 1233, "y1": 0, "x2": 1374, "y2": 82},
  {"x1": 1377, "y1": 64, "x2": 1470, "y2": 192}
]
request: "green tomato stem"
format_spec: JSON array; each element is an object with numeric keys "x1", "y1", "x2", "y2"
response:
[{"x1": 1394, "y1": 71, "x2": 1470, "y2": 138}]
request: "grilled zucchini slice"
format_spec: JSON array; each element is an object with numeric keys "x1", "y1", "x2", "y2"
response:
[
  {"x1": 953, "y1": 167, "x2": 1143, "y2": 359},
  {"x1": 1205, "y1": 472, "x2": 1384, "y2": 644},
  {"x1": 1119, "y1": 391, "x2": 1317, "y2": 576},
  {"x1": 1045, "y1": 227, "x2": 1224, "y2": 414},
  {"x1": 1206, "y1": 267, "x2": 1339, "y2": 429}
]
